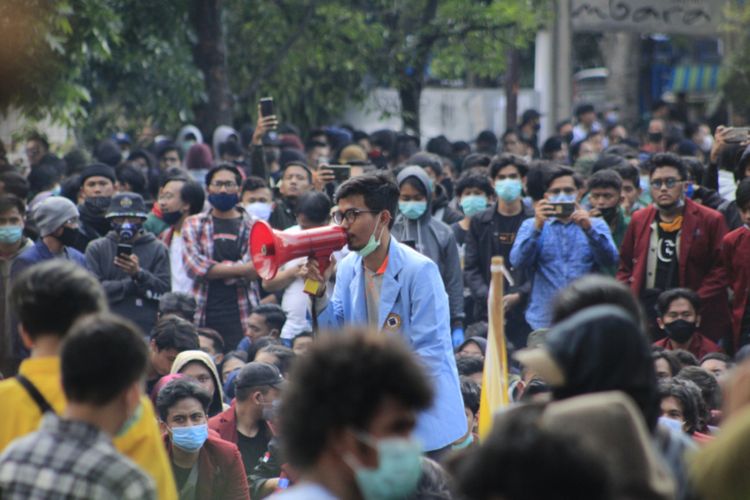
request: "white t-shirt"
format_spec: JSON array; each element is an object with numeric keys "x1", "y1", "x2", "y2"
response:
[
  {"x1": 279, "y1": 226, "x2": 347, "y2": 339},
  {"x1": 169, "y1": 231, "x2": 194, "y2": 294},
  {"x1": 269, "y1": 482, "x2": 338, "y2": 500}
]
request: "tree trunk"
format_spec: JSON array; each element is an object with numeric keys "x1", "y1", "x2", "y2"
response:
[
  {"x1": 399, "y1": 78, "x2": 423, "y2": 134},
  {"x1": 600, "y1": 32, "x2": 640, "y2": 130},
  {"x1": 190, "y1": 0, "x2": 233, "y2": 136}
]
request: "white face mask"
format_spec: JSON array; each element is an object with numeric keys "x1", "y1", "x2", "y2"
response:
[{"x1": 244, "y1": 202, "x2": 273, "y2": 221}]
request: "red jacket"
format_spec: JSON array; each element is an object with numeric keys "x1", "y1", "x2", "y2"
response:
[
  {"x1": 209, "y1": 401, "x2": 240, "y2": 444},
  {"x1": 164, "y1": 433, "x2": 250, "y2": 500},
  {"x1": 721, "y1": 226, "x2": 750, "y2": 349},
  {"x1": 653, "y1": 333, "x2": 721, "y2": 361},
  {"x1": 616, "y1": 199, "x2": 730, "y2": 343}
]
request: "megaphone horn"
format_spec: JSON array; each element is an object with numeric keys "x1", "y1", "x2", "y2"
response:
[{"x1": 249, "y1": 220, "x2": 347, "y2": 281}]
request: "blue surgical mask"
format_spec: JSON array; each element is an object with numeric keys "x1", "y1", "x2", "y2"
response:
[
  {"x1": 244, "y1": 202, "x2": 273, "y2": 221},
  {"x1": 0, "y1": 225, "x2": 23, "y2": 244},
  {"x1": 398, "y1": 201, "x2": 427, "y2": 220},
  {"x1": 494, "y1": 179, "x2": 523, "y2": 202},
  {"x1": 549, "y1": 192, "x2": 577, "y2": 203},
  {"x1": 357, "y1": 214, "x2": 386, "y2": 258},
  {"x1": 460, "y1": 195, "x2": 488, "y2": 216},
  {"x1": 208, "y1": 192, "x2": 239, "y2": 212},
  {"x1": 170, "y1": 423, "x2": 208, "y2": 452},
  {"x1": 344, "y1": 433, "x2": 422, "y2": 500},
  {"x1": 686, "y1": 183, "x2": 695, "y2": 199}
]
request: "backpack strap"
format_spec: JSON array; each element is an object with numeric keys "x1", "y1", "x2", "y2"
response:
[{"x1": 15, "y1": 374, "x2": 54, "y2": 415}]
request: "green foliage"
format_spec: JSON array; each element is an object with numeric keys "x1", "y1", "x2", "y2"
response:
[
  {"x1": 0, "y1": 0, "x2": 121, "y2": 125},
  {"x1": 1, "y1": 0, "x2": 549, "y2": 141},
  {"x1": 225, "y1": 0, "x2": 383, "y2": 132},
  {"x1": 77, "y1": 0, "x2": 204, "y2": 145}
]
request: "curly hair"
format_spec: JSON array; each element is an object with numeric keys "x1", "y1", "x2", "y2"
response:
[{"x1": 279, "y1": 329, "x2": 433, "y2": 468}]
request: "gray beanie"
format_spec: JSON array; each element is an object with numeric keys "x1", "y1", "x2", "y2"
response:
[{"x1": 34, "y1": 196, "x2": 79, "y2": 237}]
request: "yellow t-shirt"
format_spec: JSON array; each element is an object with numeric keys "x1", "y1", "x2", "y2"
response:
[{"x1": 0, "y1": 357, "x2": 177, "y2": 500}]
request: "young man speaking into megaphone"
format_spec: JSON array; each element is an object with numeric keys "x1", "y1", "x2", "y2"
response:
[{"x1": 300, "y1": 171, "x2": 466, "y2": 456}]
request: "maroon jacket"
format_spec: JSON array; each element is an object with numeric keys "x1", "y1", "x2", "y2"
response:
[
  {"x1": 653, "y1": 333, "x2": 721, "y2": 361},
  {"x1": 209, "y1": 401, "x2": 240, "y2": 444},
  {"x1": 164, "y1": 433, "x2": 250, "y2": 500},
  {"x1": 721, "y1": 226, "x2": 750, "y2": 349},
  {"x1": 616, "y1": 199, "x2": 730, "y2": 342}
]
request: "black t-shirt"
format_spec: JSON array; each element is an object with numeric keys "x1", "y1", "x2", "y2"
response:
[
  {"x1": 237, "y1": 423, "x2": 272, "y2": 474},
  {"x1": 654, "y1": 219, "x2": 680, "y2": 291},
  {"x1": 492, "y1": 210, "x2": 527, "y2": 263},
  {"x1": 451, "y1": 222, "x2": 467, "y2": 247},
  {"x1": 206, "y1": 216, "x2": 243, "y2": 349}
]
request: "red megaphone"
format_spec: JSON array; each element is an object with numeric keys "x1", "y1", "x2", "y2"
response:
[{"x1": 250, "y1": 220, "x2": 347, "y2": 280}]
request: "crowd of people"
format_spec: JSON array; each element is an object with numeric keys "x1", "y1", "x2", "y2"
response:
[{"x1": 2, "y1": 99, "x2": 750, "y2": 499}]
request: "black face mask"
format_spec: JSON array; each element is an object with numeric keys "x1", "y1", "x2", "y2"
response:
[
  {"x1": 58, "y1": 226, "x2": 79, "y2": 247},
  {"x1": 599, "y1": 206, "x2": 618, "y2": 223},
  {"x1": 648, "y1": 132, "x2": 663, "y2": 143},
  {"x1": 664, "y1": 319, "x2": 696, "y2": 344},
  {"x1": 84, "y1": 196, "x2": 112, "y2": 216}
]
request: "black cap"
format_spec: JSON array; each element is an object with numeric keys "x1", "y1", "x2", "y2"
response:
[
  {"x1": 235, "y1": 362, "x2": 285, "y2": 389},
  {"x1": 80, "y1": 163, "x2": 116, "y2": 185},
  {"x1": 106, "y1": 192, "x2": 149, "y2": 219}
]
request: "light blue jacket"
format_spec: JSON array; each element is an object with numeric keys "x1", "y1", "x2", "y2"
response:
[{"x1": 317, "y1": 238, "x2": 467, "y2": 451}]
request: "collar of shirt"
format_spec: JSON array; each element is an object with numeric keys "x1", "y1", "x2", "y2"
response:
[
  {"x1": 19, "y1": 356, "x2": 61, "y2": 379},
  {"x1": 40, "y1": 413, "x2": 109, "y2": 446}
]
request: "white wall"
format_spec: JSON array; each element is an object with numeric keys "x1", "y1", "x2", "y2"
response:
[{"x1": 340, "y1": 86, "x2": 540, "y2": 143}]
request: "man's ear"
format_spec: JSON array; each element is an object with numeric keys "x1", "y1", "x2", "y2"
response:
[
  {"x1": 269, "y1": 329, "x2": 280, "y2": 339},
  {"x1": 18, "y1": 325, "x2": 33, "y2": 350},
  {"x1": 695, "y1": 315, "x2": 701, "y2": 328},
  {"x1": 159, "y1": 420, "x2": 169, "y2": 434},
  {"x1": 656, "y1": 317, "x2": 665, "y2": 330}
]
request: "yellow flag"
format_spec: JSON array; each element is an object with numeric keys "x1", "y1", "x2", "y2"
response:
[{"x1": 478, "y1": 257, "x2": 509, "y2": 439}]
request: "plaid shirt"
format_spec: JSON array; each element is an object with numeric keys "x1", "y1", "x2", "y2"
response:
[
  {"x1": 181, "y1": 210, "x2": 259, "y2": 326},
  {"x1": 0, "y1": 414, "x2": 156, "y2": 499}
]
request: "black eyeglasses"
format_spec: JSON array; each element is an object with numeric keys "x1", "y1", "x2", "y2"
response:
[{"x1": 332, "y1": 208, "x2": 378, "y2": 225}]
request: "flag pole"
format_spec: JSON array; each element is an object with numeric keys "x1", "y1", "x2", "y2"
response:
[
  {"x1": 478, "y1": 256, "x2": 509, "y2": 439},
  {"x1": 489, "y1": 256, "x2": 506, "y2": 373}
]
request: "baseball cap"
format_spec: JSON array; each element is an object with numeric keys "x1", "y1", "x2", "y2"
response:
[{"x1": 235, "y1": 362, "x2": 285, "y2": 390}]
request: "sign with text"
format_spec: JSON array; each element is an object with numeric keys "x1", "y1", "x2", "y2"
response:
[{"x1": 571, "y1": 0, "x2": 724, "y2": 36}]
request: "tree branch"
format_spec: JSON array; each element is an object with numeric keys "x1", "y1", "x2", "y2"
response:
[{"x1": 238, "y1": 1, "x2": 315, "y2": 101}]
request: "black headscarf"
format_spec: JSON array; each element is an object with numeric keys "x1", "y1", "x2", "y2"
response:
[{"x1": 546, "y1": 305, "x2": 660, "y2": 432}]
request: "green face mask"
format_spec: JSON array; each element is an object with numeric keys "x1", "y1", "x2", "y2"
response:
[
  {"x1": 345, "y1": 433, "x2": 422, "y2": 500},
  {"x1": 357, "y1": 213, "x2": 385, "y2": 258},
  {"x1": 116, "y1": 402, "x2": 142, "y2": 438}
]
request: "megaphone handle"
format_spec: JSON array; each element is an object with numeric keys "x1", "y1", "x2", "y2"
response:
[{"x1": 310, "y1": 296, "x2": 319, "y2": 335}]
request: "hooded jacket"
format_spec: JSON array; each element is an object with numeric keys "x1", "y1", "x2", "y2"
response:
[
  {"x1": 392, "y1": 166, "x2": 464, "y2": 325},
  {"x1": 431, "y1": 183, "x2": 464, "y2": 225},
  {"x1": 212, "y1": 126, "x2": 239, "y2": 160},
  {"x1": 544, "y1": 305, "x2": 660, "y2": 432},
  {"x1": 177, "y1": 125, "x2": 204, "y2": 149},
  {"x1": 171, "y1": 350, "x2": 228, "y2": 417},
  {"x1": 84, "y1": 230, "x2": 170, "y2": 335}
]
